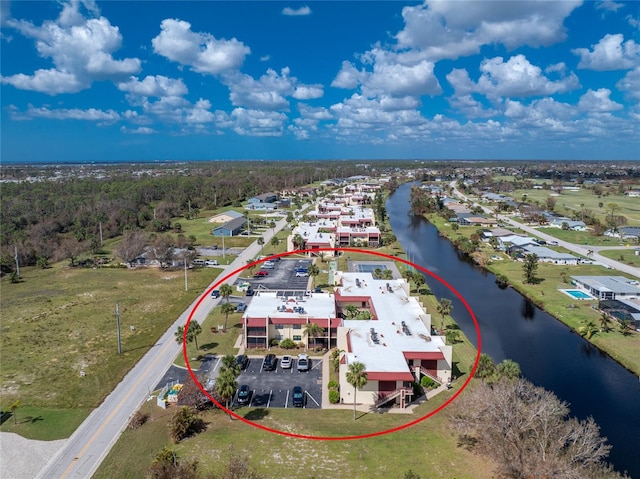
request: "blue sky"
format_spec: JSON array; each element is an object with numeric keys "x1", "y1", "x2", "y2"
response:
[{"x1": 1, "y1": 0, "x2": 639, "y2": 163}]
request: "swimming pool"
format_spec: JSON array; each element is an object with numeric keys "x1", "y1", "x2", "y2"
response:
[{"x1": 560, "y1": 289, "x2": 596, "y2": 300}]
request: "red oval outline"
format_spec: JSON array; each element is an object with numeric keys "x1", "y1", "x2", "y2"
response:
[{"x1": 184, "y1": 246, "x2": 481, "y2": 440}]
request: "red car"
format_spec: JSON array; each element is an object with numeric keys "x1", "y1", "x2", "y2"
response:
[{"x1": 254, "y1": 270, "x2": 269, "y2": 277}]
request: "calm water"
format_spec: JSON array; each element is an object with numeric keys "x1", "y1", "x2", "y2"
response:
[{"x1": 387, "y1": 182, "x2": 640, "y2": 477}]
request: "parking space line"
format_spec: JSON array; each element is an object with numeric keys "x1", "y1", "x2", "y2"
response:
[
  {"x1": 285, "y1": 390, "x2": 289, "y2": 408},
  {"x1": 267, "y1": 390, "x2": 272, "y2": 408},
  {"x1": 260, "y1": 357, "x2": 266, "y2": 371},
  {"x1": 311, "y1": 360, "x2": 322, "y2": 371},
  {"x1": 249, "y1": 391, "x2": 255, "y2": 408},
  {"x1": 306, "y1": 391, "x2": 320, "y2": 407}
]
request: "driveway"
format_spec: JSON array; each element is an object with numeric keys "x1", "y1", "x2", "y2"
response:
[{"x1": 248, "y1": 258, "x2": 312, "y2": 291}]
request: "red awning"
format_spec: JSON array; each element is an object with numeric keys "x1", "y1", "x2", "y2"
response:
[
  {"x1": 403, "y1": 351, "x2": 445, "y2": 360},
  {"x1": 245, "y1": 318, "x2": 268, "y2": 327},
  {"x1": 367, "y1": 371, "x2": 415, "y2": 382}
]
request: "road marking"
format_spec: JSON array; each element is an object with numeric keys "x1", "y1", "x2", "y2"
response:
[
  {"x1": 60, "y1": 335, "x2": 176, "y2": 479},
  {"x1": 306, "y1": 391, "x2": 320, "y2": 407},
  {"x1": 285, "y1": 390, "x2": 289, "y2": 408},
  {"x1": 266, "y1": 390, "x2": 272, "y2": 408},
  {"x1": 249, "y1": 391, "x2": 255, "y2": 408},
  {"x1": 311, "y1": 359, "x2": 322, "y2": 371}
]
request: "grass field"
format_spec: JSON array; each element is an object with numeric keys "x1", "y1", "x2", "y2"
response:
[
  {"x1": 537, "y1": 227, "x2": 634, "y2": 247},
  {"x1": 599, "y1": 249, "x2": 640, "y2": 267},
  {"x1": 0, "y1": 406, "x2": 90, "y2": 441},
  {"x1": 510, "y1": 187, "x2": 640, "y2": 225},
  {"x1": 0, "y1": 262, "x2": 215, "y2": 418}
]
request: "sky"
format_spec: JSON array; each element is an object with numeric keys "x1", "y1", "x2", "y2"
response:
[{"x1": 1, "y1": 0, "x2": 639, "y2": 163}]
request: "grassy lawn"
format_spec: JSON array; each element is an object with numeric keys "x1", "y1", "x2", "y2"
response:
[
  {"x1": 0, "y1": 262, "x2": 215, "y2": 418},
  {"x1": 599, "y1": 249, "x2": 640, "y2": 267},
  {"x1": 537, "y1": 227, "x2": 631, "y2": 247},
  {"x1": 95, "y1": 382, "x2": 494, "y2": 479},
  {"x1": 510, "y1": 187, "x2": 640, "y2": 225},
  {"x1": 0, "y1": 406, "x2": 90, "y2": 441}
]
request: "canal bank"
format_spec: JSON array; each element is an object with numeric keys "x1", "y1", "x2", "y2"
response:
[{"x1": 387, "y1": 182, "x2": 640, "y2": 478}]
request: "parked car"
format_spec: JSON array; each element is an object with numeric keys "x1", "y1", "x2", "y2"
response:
[
  {"x1": 236, "y1": 354, "x2": 249, "y2": 370},
  {"x1": 280, "y1": 355, "x2": 293, "y2": 369},
  {"x1": 297, "y1": 353, "x2": 310, "y2": 371},
  {"x1": 262, "y1": 262, "x2": 275, "y2": 269},
  {"x1": 235, "y1": 302, "x2": 247, "y2": 312},
  {"x1": 254, "y1": 270, "x2": 269, "y2": 277},
  {"x1": 210, "y1": 289, "x2": 220, "y2": 298},
  {"x1": 237, "y1": 385, "x2": 251, "y2": 405},
  {"x1": 205, "y1": 259, "x2": 219, "y2": 266},
  {"x1": 263, "y1": 353, "x2": 277, "y2": 371},
  {"x1": 292, "y1": 386, "x2": 305, "y2": 407},
  {"x1": 245, "y1": 287, "x2": 255, "y2": 296},
  {"x1": 295, "y1": 271, "x2": 309, "y2": 277}
]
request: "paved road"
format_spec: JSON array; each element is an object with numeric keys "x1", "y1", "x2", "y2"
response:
[
  {"x1": 35, "y1": 213, "x2": 293, "y2": 479},
  {"x1": 448, "y1": 182, "x2": 640, "y2": 279}
]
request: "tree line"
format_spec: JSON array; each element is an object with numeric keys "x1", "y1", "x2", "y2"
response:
[{"x1": 0, "y1": 161, "x2": 368, "y2": 273}]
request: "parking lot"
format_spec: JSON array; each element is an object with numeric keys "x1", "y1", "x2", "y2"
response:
[
  {"x1": 248, "y1": 258, "x2": 313, "y2": 291},
  {"x1": 233, "y1": 354, "x2": 323, "y2": 409}
]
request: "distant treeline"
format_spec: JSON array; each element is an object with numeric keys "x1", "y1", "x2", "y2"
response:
[{"x1": 0, "y1": 161, "x2": 369, "y2": 272}]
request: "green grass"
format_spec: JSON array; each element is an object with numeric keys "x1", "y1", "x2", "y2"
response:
[
  {"x1": 95, "y1": 381, "x2": 494, "y2": 479},
  {"x1": 598, "y1": 249, "x2": 640, "y2": 267},
  {"x1": 537, "y1": 227, "x2": 631, "y2": 247},
  {"x1": 0, "y1": 262, "x2": 215, "y2": 415},
  {"x1": 510, "y1": 187, "x2": 640, "y2": 225},
  {"x1": 0, "y1": 406, "x2": 90, "y2": 440}
]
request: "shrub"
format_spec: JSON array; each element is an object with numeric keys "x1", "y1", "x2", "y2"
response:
[
  {"x1": 329, "y1": 390, "x2": 340, "y2": 404},
  {"x1": 411, "y1": 381, "x2": 424, "y2": 397},
  {"x1": 128, "y1": 410, "x2": 148, "y2": 430},
  {"x1": 421, "y1": 376, "x2": 438, "y2": 389},
  {"x1": 279, "y1": 338, "x2": 296, "y2": 349},
  {"x1": 327, "y1": 380, "x2": 339, "y2": 390},
  {"x1": 269, "y1": 338, "x2": 279, "y2": 347}
]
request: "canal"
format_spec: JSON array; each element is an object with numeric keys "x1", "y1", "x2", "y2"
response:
[{"x1": 387, "y1": 182, "x2": 640, "y2": 477}]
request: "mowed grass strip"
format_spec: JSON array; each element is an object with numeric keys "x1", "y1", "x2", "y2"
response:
[
  {"x1": 0, "y1": 263, "x2": 215, "y2": 414},
  {"x1": 95, "y1": 384, "x2": 494, "y2": 479}
]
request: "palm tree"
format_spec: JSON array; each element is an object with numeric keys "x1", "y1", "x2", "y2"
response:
[
  {"x1": 346, "y1": 361, "x2": 368, "y2": 420},
  {"x1": 495, "y1": 359, "x2": 521, "y2": 381},
  {"x1": 220, "y1": 354, "x2": 241, "y2": 377},
  {"x1": 269, "y1": 220, "x2": 276, "y2": 233},
  {"x1": 220, "y1": 283, "x2": 233, "y2": 303},
  {"x1": 220, "y1": 302, "x2": 236, "y2": 330},
  {"x1": 578, "y1": 320, "x2": 599, "y2": 339},
  {"x1": 174, "y1": 320, "x2": 202, "y2": 350},
  {"x1": 9, "y1": 400, "x2": 20, "y2": 425},
  {"x1": 475, "y1": 353, "x2": 496, "y2": 380},
  {"x1": 257, "y1": 237, "x2": 265, "y2": 253},
  {"x1": 619, "y1": 320, "x2": 632, "y2": 336},
  {"x1": 308, "y1": 263, "x2": 320, "y2": 288},
  {"x1": 270, "y1": 236, "x2": 280, "y2": 253},
  {"x1": 436, "y1": 298, "x2": 453, "y2": 331},
  {"x1": 344, "y1": 304, "x2": 359, "y2": 319},
  {"x1": 215, "y1": 369, "x2": 238, "y2": 418},
  {"x1": 599, "y1": 312, "x2": 612, "y2": 332},
  {"x1": 293, "y1": 233, "x2": 304, "y2": 250},
  {"x1": 304, "y1": 322, "x2": 324, "y2": 350}
]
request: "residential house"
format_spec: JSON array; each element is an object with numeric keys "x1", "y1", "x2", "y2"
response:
[
  {"x1": 571, "y1": 276, "x2": 640, "y2": 300},
  {"x1": 212, "y1": 217, "x2": 247, "y2": 237}
]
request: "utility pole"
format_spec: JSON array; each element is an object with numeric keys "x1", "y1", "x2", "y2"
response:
[
  {"x1": 184, "y1": 257, "x2": 188, "y2": 291},
  {"x1": 99, "y1": 221, "x2": 103, "y2": 246},
  {"x1": 222, "y1": 234, "x2": 225, "y2": 260},
  {"x1": 116, "y1": 302, "x2": 122, "y2": 355}
]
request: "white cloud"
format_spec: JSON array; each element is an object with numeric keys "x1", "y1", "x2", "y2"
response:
[
  {"x1": 282, "y1": 6, "x2": 311, "y2": 16},
  {"x1": 117, "y1": 75, "x2": 188, "y2": 97},
  {"x1": 578, "y1": 88, "x2": 624, "y2": 112},
  {"x1": 573, "y1": 33, "x2": 640, "y2": 71},
  {"x1": 152, "y1": 18, "x2": 250, "y2": 75},
  {"x1": 223, "y1": 67, "x2": 323, "y2": 110},
  {"x1": 231, "y1": 108, "x2": 287, "y2": 136},
  {"x1": 14, "y1": 105, "x2": 120, "y2": 121},
  {"x1": 120, "y1": 126, "x2": 156, "y2": 134},
  {"x1": 448, "y1": 95, "x2": 497, "y2": 119},
  {"x1": 475, "y1": 55, "x2": 580, "y2": 98},
  {"x1": 331, "y1": 61, "x2": 364, "y2": 89},
  {"x1": 595, "y1": 1, "x2": 624, "y2": 13},
  {"x1": 616, "y1": 66, "x2": 640, "y2": 101},
  {"x1": 395, "y1": 0, "x2": 581, "y2": 61},
  {"x1": 298, "y1": 104, "x2": 333, "y2": 120},
  {"x1": 2, "y1": 1, "x2": 140, "y2": 94},
  {"x1": 260, "y1": 55, "x2": 271, "y2": 62}
]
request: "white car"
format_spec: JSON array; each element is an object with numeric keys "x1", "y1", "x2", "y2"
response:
[
  {"x1": 297, "y1": 354, "x2": 310, "y2": 371},
  {"x1": 295, "y1": 271, "x2": 308, "y2": 277},
  {"x1": 280, "y1": 355, "x2": 293, "y2": 369}
]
